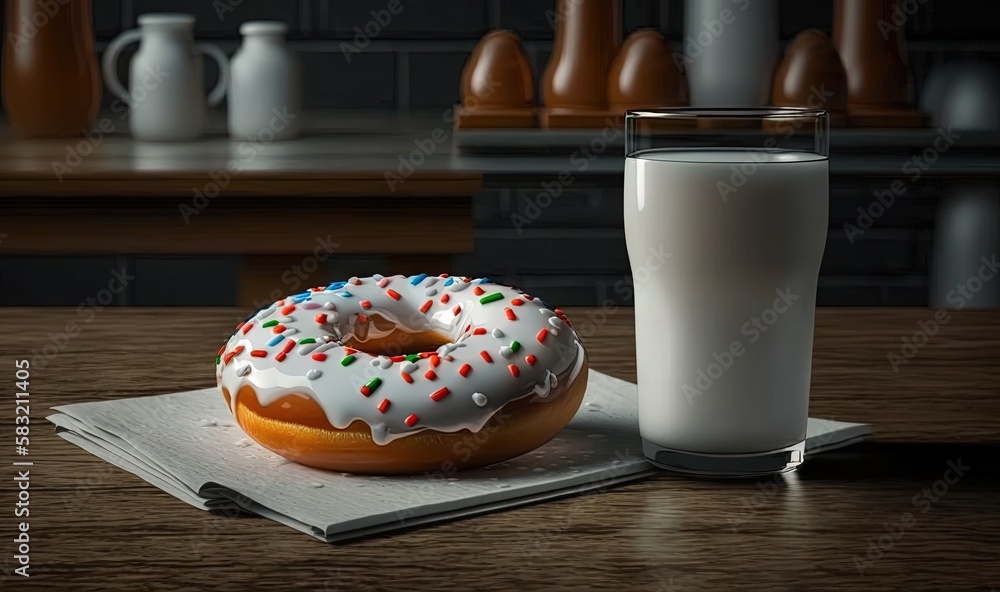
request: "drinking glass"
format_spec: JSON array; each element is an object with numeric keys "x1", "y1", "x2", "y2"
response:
[{"x1": 624, "y1": 108, "x2": 830, "y2": 477}]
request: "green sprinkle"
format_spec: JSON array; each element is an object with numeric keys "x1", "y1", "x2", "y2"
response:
[
  {"x1": 215, "y1": 355, "x2": 221, "y2": 365},
  {"x1": 510, "y1": 340, "x2": 521, "y2": 352},
  {"x1": 341, "y1": 355, "x2": 356, "y2": 366},
  {"x1": 262, "y1": 320, "x2": 278, "y2": 328},
  {"x1": 479, "y1": 293, "x2": 504, "y2": 305},
  {"x1": 406, "y1": 354, "x2": 420, "y2": 363},
  {"x1": 363, "y1": 377, "x2": 382, "y2": 394},
  {"x1": 298, "y1": 338, "x2": 316, "y2": 344}
]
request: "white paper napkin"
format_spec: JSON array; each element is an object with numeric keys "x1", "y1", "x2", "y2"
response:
[{"x1": 47, "y1": 371, "x2": 870, "y2": 542}]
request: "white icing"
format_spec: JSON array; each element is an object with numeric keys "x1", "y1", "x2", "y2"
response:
[{"x1": 217, "y1": 275, "x2": 584, "y2": 445}]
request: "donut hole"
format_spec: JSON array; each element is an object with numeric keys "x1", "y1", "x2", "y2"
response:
[{"x1": 342, "y1": 312, "x2": 452, "y2": 357}]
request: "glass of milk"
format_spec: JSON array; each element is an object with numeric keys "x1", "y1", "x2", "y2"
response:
[{"x1": 624, "y1": 108, "x2": 830, "y2": 477}]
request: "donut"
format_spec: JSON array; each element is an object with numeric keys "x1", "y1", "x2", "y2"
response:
[{"x1": 216, "y1": 274, "x2": 588, "y2": 474}]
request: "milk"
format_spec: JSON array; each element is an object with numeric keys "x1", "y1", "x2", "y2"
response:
[{"x1": 624, "y1": 149, "x2": 828, "y2": 454}]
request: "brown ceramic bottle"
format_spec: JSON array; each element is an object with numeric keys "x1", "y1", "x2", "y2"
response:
[
  {"x1": 772, "y1": 30, "x2": 849, "y2": 126},
  {"x1": 456, "y1": 30, "x2": 537, "y2": 128},
  {"x1": 2, "y1": 0, "x2": 102, "y2": 136},
  {"x1": 608, "y1": 29, "x2": 687, "y2": 113},
  {"x1": 542, "y1": 0, "x2": 622, "y2": 111},
  {"x1": 832, "y1": 0, "x2": 915, "y2": 109}
]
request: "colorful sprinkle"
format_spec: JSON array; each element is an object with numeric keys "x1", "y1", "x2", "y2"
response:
[
  {"x1": 429, "y1": 387, "x2": 450, "y2": 402},
  {"x1": 377, "y1": 399, "x2": 391, "y2": 413},
  {"x1": 405, "y1": 354, "x2": 420, "y2": 363},
  {"x1": 315, "y1": 313, "x2": 328, "y2": 324},
  {"x1": 281, "y1": 305, "x2": 296, "y2": 315},
  {"x1": 424, "y1": 370, "x2": 438, "y2": 380},
  {"x1": 510, "y1": 340, "x2": 521, "y2": 352},
  {"x1": 386, "y1": 289, "x2": 401, "y2": 301},
  {"x1": 241, "y1": 323, "x2": 253, "y2": 335},
  {"x1": 267, "y1": 335, "x2": 284, "y2": 347},
  {"x1": 360, "y1": 300, "x2": 372, "y2": 309},
  {"x1": 361, "y1": 377, "x2": 382, "y2": 397},
  {"x1": 282, "y1": 341, "x2": 295, "y2": 354},
  {"x1": 508, "y1": 364, "x2": 520, "y2": 378},
  {"x1": 511, "y1": 298, "x2": 524, "y2": 306},
  {"x1": 410, "y1": 273, "x2": 428, "y2": 285},
  {"x1": 223, "y1": 352, "x2": 236, "y2": 365},
  {"x1": 505, "y1": 308, "x2": 517, "y2": 321},
  {"x1": 430, "y1": 355, "x2": 441, "y2": 367},
  {"x1": 420, "y1": 300, "x2": 433, "y2": 314},
  {"x1": 250, "y1": 350, "x2": 267, "y2": 358},
  {"x1": 337, "y1": 291, "x2": 353, "y2": 298},
  {"x1": 298, "y1": 338, "x2": 316, "y2": 344},
  {"x1": 234, "y1": 345, "x2": 244, "y2": 355},
  {"x1": 444, "y1": 278, "x2": 455, "y2": 287},
  {"x1": 272, "y1": 324, "x2": 286, "y2": 334},
  {"x1": 357, "y1": 314, "x2": 368, "y2": 324},
  {"x1": 312, "y1": 353, "x2": 328, "y2": 362},
  {"x1": 275, "y1": 352, "x2": 287, "y2": 362},
  {"x1": 440, "y1": 293, "x2": 450, "y2": 304},
  {"x1": 327, "y1": 281, "x2": 347, "y2": 291},
  {"x1": 401, "y1": 371, "x2": 414, "y2": 383},
  {"x1": 262, "y1": 320, "x2": 278, "y2": 328},
  {"x1": 473, "y1": 286, "x2": 485, "y2": 296},
  {"x1": 525, "y1": 354, "x2": 537, "y2": 366},
  {"x1": 479, "y1": 293, "x2": 504, "y2": 305},
  {"x1": 378, "y1": 277, "x2": 390, "y2": 288},
  {"x1": 459, "y1": 364, "x2": 472, "y2": 377},
  {"x1": 405, "y1": 414, "x2": 419, "y2": 427},
  {"x1": 536, "y1": 329, "x2": 549, "y2": 343},
  {"x1": 480, "y1": 351, "x2": 493, "y2": 363},
  {"x1": 341, "y1": 355, "x2": 356, "y2": 366},
  {"x1": 452, "y1": 304, "x2": 462, "y2": 315}
]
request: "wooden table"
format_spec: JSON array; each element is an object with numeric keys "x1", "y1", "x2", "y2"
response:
[{"x1": 3, "y1": 307, "x2": 998, "y2": 590}]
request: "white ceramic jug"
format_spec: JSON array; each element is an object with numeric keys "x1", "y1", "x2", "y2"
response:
[
  {"x1": 229, "y1": 21, "x2": 301, "y2": 141},
  {"x1": 103, "y1": 13, "x2": 228, "y2": 141},
  {"x1": 682, "y1": 0, "x2": 779, "y2": 107}
]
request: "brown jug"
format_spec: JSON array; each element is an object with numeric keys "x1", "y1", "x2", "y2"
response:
[
  {"x1": 832, "y1": 0, "x2": 914, "y2": 109},
  {"x1": 2, "y1": 0, "x2": 102, "y2": 137},
  {"x1": 542, "y1": 0, "x2": 621, "y2": 110}
]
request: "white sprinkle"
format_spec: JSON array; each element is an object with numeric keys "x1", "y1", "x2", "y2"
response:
[
  {"x1": 282, "y1": 327, "x2": 299, "y2": 336},
  {"x1": 549, "y1": 317, "x2": 564, "y2": 328},
  {"x1": 379, "y1": 357, "x2": 393, "y2": 369},
  {"x1": 321, "y1": 335, "x2": 335, "y2": 342},
  {"x1": 235, "y1": 362, "x2": 251, "y2": 377},
  {"x1": 550, "y1": 329, "x2": 559, "y2": 336},
  {"x1": 255, "y1": 306, "x2": 276, "y2": 320},
  {"x1": 472, "y1": 392, "x2": 488, "y2": 407},
  {"x1": 298, "y1": 343, "x2": 321, "y2": 355},
  {"x1": 425, "y1": 287, "x2": 438, "y2": 296},
  {"x1": 539, "y1": 308, "x2": 556, "y2": 317},
  {"x1": 378, "y1": 277, "x2": 389, "y2": 288},
  {"x1": 492, "y1": 328, "x2": 505, "y2": 338},
  {"x1": 499, "y1": 346, "x2": 513, "y2": 359},
  {"x1": 349, "y1": 276, "x2": 359, "y2": 284},
  {"x1": 306, "y1": 369, "x2": 322, "y2": 380},
  {"x1": 448, "y1": 281, "x2": 471, "y2": 292},
  {"x1": 280, "y1": 316, "x2": 295, "y2": 323},
  {"x1": 236, "y1": 439, "x2": 253, "y2": 448},
  {"x1": 328, "y1": 312, "x2": 340, "y2": 323},
  {"x1": 373, "y1": 273, "x2": 384, "y2": 281},
  {"x1": 309, "y1": 482, "x2": 325, "y2": 488},
  {"x1": 401, "y1": 362, "x2": 418, "y2": 374},
  {"x1": 370, "y1": 359, "x2": 381, "y2": 367},
  {"x1": 322, "y1": 301, "x2": 337, "y2": 310},
  {"x1": 197, "y1": 420, "x2": 218, "y2": 427}
]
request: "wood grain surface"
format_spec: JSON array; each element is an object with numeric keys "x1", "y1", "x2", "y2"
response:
[{"x1": 1, "y1": 307, "x2": 998, "y2": 591}]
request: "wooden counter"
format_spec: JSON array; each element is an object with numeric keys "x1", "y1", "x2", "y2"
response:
[{"x1": 3, "y1": 307, "x2": 998, "y2": 591}]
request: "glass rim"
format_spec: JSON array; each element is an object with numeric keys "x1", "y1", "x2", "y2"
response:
[{"x1": 626, "y1": 107, "x2": 830, "y2": 120}]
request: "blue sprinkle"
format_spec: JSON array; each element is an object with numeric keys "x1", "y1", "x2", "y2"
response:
[
  {"x1": 410, "y1": 273, "x2": 428, "y2": 286},
  {"x1": 294, "y1": 292, "x2": 311, "y2": 299},
  {"x1": 478, "y1": 277, "x2": 491, "y2": 284},
  {"x1": 444, "y1": 278, "x2": 454, "y2": 286},
  {"x1": 267, "y1": 335, "x2": 285, "y2": 347},
  {"x1": 327, "y1": 281, "x2": 347, "y2": 291},
  {"x1": 337, "y1": 291, "x2": 353, "y2": 298}
]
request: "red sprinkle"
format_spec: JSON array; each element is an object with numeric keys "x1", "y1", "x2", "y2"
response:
[
  {"x1": 218, "y1": 345, "x2": 225, "y2": 355},
  {"x1": 390, "y1": 355, "x2": 406, "y2": 362},
  {"x1": 272, "y1": 324, "x2": 286, "y2": 334},
  {"x1": 360, "y1": 300, "x2": 372, "y2": 309},
  {"x1": 236, "y1": 322, "x2": 245, "y2": 332},
  {"x1": 464, "y1": 324, "x2": 471, "y2": 333},
  {"x1": 525, "y1": 354, "x2": 537, "y2": 366},
  {"x1": 282, "y1": 341, "x2": 295, "y2": 354},
  {"x1": 505, "y1": 308, "x2": 517, "y2": 321},
  {"x1": 473, "y1": 327, "x2": 487, "y2": 335},
  {"x1": 555, "y1": 308, "x2": 565, "y2": 315},
  {"x1": 536, "y1": 328, "x2": 549, "y2": 343},
  {"x1": 429, "y1": 387, "x2": 450, "y2": 402},
  {"x1": 511, "y1": 298, "x2": 524, "y2": 306},
  {"x1": 473, "y1": 286, "x2": 485, "y2": 296},
  {"x1": 480, "y1": 351, "x2": 493, "y2": 363},
  {"x1": 508, "y1": 364, "x2": 520, "y2": 377},
  {"x1": 401, "y1": 372, "x2": 414, "y2": 384},
  {"x1": 275, "y1": 352, "x2": 287, "y2": 362},
  {"x1": 386, "y1": 289, "x2": 401, "y2": 301},
  {"x1": 223, "y1": 352, "x2": 236, "y2": 365},
  {"x1": 459, "y1": 363, "x2": 472, "y2": 377},
  {"x1": 344, "y1": 347, "x2": 357, "y2": 355},
  {"x1": 420, "y1": 300, "x2": 433, "y2": 313},
  {"x1": 430, "y1": 355, "x2": 441, "y2": 367},
  {"x1": 377, "y1": 399, "x2": 391, "y2": 413},
  {"x1": 234, "y1": 345, "x2": 244, "y2": 355},
  {"x1": 440, "y1": 293, "x2": 450, "y2": 304},
  {"x1": 445, "y1": 355, "x2": 454, "y2": 361},
  {"x1": 452, "y1": 304, "x2": 462, "y2": 315},
  {"x1": 250, "y1": 350, "x2": 267, "y2": 358},
  {"x1": 315, "y1": 313, "x2": 328, "y2": 324},
  {"x1": 405, "y1": 414, "x2": 419, "y2": 427},
  {"x1": 439, "y1": 274, "x2": 449, "y2": 278},
  {"x1": 424, "y1": 370, "x2": 437, "y2": 380},
  {"x1": 241, "y1": 323, "x2": 253, "y2": 335},
  {"x1": 312, "y1": 353, "x2": 328, "y2": 362},
  {"x1": 357, "y1": 314, "x2": 368, "y2": 324},
  {"x1": 281, "y1": 305, "x2": 296, "y2": 315},
  {"x1": 419, "y1": 352, "x2": 433, "y2": 358}
]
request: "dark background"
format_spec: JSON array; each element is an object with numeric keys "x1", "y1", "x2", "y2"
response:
[{"x1": 1, "y1": 0, "x2": 998, "y2": 307}]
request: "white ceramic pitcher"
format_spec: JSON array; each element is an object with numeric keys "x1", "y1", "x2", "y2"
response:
[{"x1": 103, "y1": 13, "x2": 228, "y2": 141}]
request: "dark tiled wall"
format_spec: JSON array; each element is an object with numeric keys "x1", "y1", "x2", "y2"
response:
[{"x1": 1, "y1": 0, "x2": 995, "y2": 307}]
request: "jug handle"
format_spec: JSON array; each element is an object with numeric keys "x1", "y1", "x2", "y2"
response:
[
  {"x1": 199, "y1": 43, "x2": 229, "y2": 108},
  {"x1": 102, "y1": 29, "x2": 144, "y2": 104}
]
